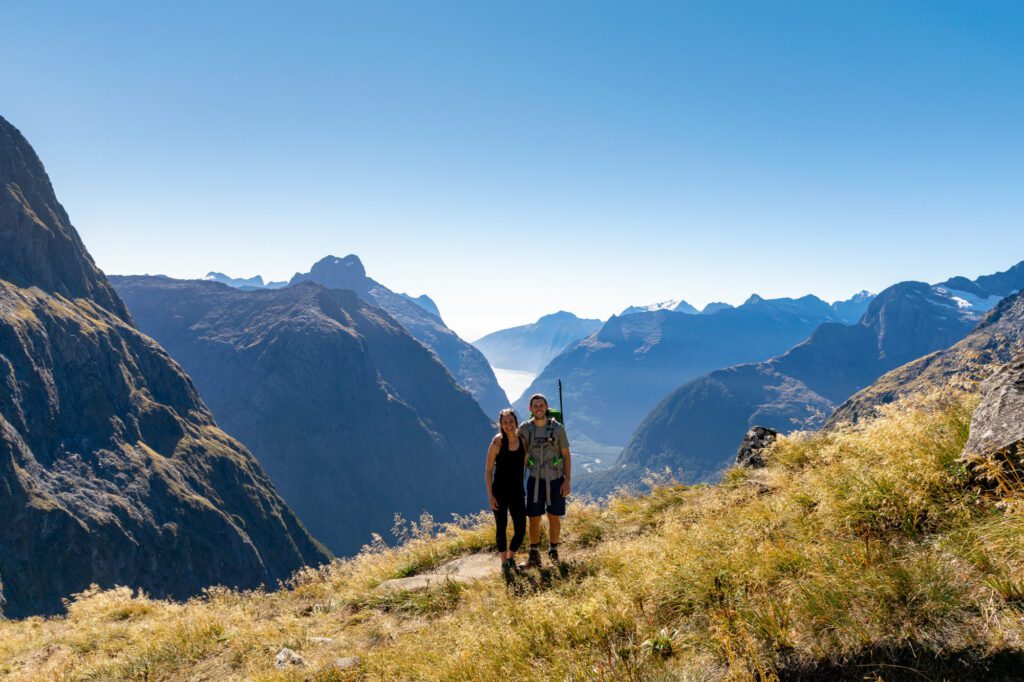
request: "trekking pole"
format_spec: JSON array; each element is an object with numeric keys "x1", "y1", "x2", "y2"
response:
[{"x1": 558, "y1": 379, "x2": 564, "y2": 425}]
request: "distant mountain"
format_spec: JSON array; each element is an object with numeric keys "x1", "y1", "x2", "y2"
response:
[
  {"x1": 827, "y1": 288, "x2": 1024, "y2": 428},
  {"x1": 831, "y1": 290, "x2": 874, "y2": 323},
  {"x1": 701, "y1": 302, "x2": 734, "y2": 314},
  {"x1": 0, "y1": 115, "x2": 328, "y2": 617},
  {"x1": 399, "y1": 292, "x2": 442, "y2": 320},
  {"x1": 204, "y1": 271, "x2": 286, "y2": 290},
  {"x1": 516, "y1": 294, "x2": 840, "y2": 446},
  {"x1": 473, "y1": 311, "x2": 603, "y2": 375},
  {"x1": 608, "y1": 281, "x2": 988, "y2": 488},
  {"x1": 110, "y1": 276, "x2": 496, "y2": 556},
  {"x1": 289, "y1": 255, "x2": 508, "y2": 417},
  {"x1": 937, "y1": 260, "x2": 1024, "y2": 301},
  {"x1": 621, "y1": 299, "x2": 699, "y2": 316}
]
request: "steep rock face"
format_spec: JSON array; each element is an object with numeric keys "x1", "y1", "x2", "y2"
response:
[
  {"x1": 0, "y1": 116, "x2": 328, "y2": 617},
  {"x1": 828, "y1": 290, "x2": 1024, "y2": 427},
  {"x1": 110, "y1": 276, "x2": 496, "y2": 556},
  {"x1": 290, "y1": 255, "x2": 508, "y2": 416},
  {"x1": 0, "y1": 119, "x2": 126, "y2": 319},
  {"x1": 517, "y1": 294, "x2": 840, "y2": 447},
  {"x1": 608, "y1": 282, "x2": 984, "y2": 487},
  {"x1": 962, "y1": 358, "x2": 1024, "y2": 461},
  {"x1": 472, "y1": 311, "x2": 603, "y2": 375}
]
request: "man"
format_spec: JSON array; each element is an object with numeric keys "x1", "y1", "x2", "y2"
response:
[{"x1": 518, "y1": 393, "x2": 571, "y2": 567}]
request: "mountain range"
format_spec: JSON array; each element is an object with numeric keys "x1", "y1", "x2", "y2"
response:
[
  {"x1": 827, "y1": 288, "x2": 1024, "y2": 428},
  {"x1": 620, "y1": 299, "x2": 700, "y2": 316},
  {"x1": 516, "y1": 294, "x2": 843, "y2": 446},
  {"x1": 110, "y1": 275, "x2": 496, "y2": 555},
  {"x1": 0, "y1": 115, "x2": 328, "y2": 617},
  {"x1": 204, "y1": 272, "x2": 287, "y2": 290},
  {"x1": 605, "y1": 277, "x2": 1013, "y2": 488},
  {"x1": 200, "y1": 257, "x2": 504, "y2": 416}
]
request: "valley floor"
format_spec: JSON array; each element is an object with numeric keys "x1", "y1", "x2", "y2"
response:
[{"x1": 2, "y1": 391, "x2": 1023, "y2": 680}]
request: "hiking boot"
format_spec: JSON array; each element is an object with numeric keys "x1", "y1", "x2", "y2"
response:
[
  {"x1": 501, "y1": 558, "x2": 513, "y2": 584},
  {"x1": 548, "y1": 546, "x2": 560, "y2": 564},
  {"x1": 526, "y1": 548, "x2": 542, "y2": 568}
]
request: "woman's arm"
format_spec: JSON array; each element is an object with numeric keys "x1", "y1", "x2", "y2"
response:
[{"x1": 485, "y1": 436, "x2": 500, "y2": 510}]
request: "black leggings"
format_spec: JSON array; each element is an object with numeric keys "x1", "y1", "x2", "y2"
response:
[{"x1": 493, "y1": 492, "x2": 526, "y2": 553}]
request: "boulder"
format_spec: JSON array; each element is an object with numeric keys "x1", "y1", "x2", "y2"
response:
[
  {"x1": 735, "y1": 427, "x2": 779, "y2": 469},
  {"x1": 274, "y1": 648, "x2": 305, "y2": 669},
  {"x1": 962, "y1": 358, "x2": 1024, "y2": 465},
  {"x1": 377, "y1": 553, "x2": 498, "y2": 592}
]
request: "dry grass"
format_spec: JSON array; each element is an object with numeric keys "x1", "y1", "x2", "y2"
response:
[{"x1": 2, "y1": 390, "x2": 1023, "y2": 680}]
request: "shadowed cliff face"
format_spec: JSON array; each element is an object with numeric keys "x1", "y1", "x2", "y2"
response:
[
  {"x1": 109, "y1": 276, "x2": 497, "y2": 556},
  {"x1": 0, "y1": 115, "x2": 329, "y2": 617},
  {"x1": 290, "y1": 255, "x2": 509, "y2": 417}
]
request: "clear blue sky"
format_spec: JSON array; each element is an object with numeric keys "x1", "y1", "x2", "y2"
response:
[{"x1": 3, "y1": 1, "x2": 1023, "y2": 339}]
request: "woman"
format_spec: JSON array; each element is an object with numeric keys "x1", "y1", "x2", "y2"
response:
[{"x1": 484, "y1": 408, "x2": 527, "y2": 581}]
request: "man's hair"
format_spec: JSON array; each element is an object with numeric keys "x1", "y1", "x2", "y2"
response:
[{"x1": 528, "y1": 393, "x2": 548, "y2": 407}]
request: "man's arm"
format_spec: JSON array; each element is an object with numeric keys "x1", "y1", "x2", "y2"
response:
[
  {"x1": 558, "y1": 425, "x2": 571, "y2": 497},
  {"x1": 560, "y1": 446, "x2": 571, "y2": 497}
]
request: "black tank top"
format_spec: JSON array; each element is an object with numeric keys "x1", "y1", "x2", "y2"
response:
[{"x1": 492, "y1": 433, "x2": 526, "y2": 496}]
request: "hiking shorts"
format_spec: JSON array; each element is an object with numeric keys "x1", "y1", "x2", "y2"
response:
[{"x1": 525, "y1": 476, "x2": 567, "y2": 517}]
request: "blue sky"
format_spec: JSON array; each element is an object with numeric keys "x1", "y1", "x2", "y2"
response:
[{"x1": 3, "y1": 1, "x2": 1023, "y2": 339}]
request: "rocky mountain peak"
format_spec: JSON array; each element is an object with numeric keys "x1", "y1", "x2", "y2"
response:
[
  {"x1": 0, "y1": 116, "x2": 127, "y2": 320},
  {"x1": 292, "y1": 254, "x2": 368, "y2": 290}
]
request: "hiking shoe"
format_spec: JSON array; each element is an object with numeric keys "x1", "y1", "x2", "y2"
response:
[
  {"x1": 548, "y1": 547, "x2": 560, "y2": 564},
  {"x1": 526, "y1": 548, "x2": 542, "y2": 568},
  {"x1": 501, "y1": 559, "x2": 513, "y2": 584}
]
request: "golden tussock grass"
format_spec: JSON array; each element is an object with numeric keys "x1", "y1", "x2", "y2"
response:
[{"x1": 2, "y1": 389, "x2": 1023, "y2": 680}]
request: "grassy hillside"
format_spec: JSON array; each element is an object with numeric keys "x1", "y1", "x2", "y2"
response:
[{"x1": 2, "y1": 391, "x2": 1023, "y2": 680}]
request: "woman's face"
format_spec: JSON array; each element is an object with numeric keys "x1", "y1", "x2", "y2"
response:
[{"x1": 500, "y1": 414, "x2": 517, "y2": 433}]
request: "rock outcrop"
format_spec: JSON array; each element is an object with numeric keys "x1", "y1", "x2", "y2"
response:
[
  {"x1": 735, "y1": 427, "x2": 779, "y2": 469},
  {"x1": 110, "y1": 276, "x2": 496, "y2": 556},
  {"x1": 962, "y1": 358, "x2": 1024, "y2": 460},
  {"x1": 0, "y1": 115, "x2": 329, "y2": 617}
]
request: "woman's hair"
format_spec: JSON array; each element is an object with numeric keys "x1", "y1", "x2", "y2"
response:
[{"x1": 497, "y1": 408, "x2": 519, "y2": 433}]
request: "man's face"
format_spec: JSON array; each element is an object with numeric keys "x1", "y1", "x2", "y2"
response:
[{"x1": 530, "y1": 399, "x2": 547, "y2": 419}]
